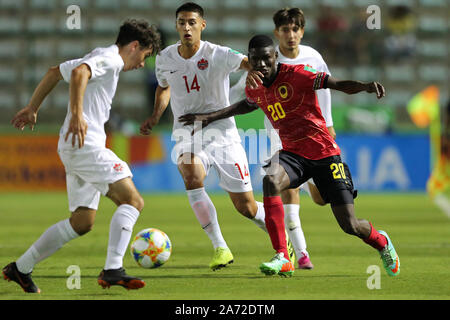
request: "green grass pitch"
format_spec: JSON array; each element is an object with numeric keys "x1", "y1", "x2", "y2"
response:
[{"x1": 0, "y1": 192, "x2": 449, "y2": 300}]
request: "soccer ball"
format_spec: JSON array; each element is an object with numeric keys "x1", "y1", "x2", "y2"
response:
[{"x1": 130, "y1": 228, "x2": 172, "y2": 268}]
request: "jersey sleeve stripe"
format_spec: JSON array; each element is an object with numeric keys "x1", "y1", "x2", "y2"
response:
[{"x1": 313, "y1": 72, "x2": 327, "y2": 90}]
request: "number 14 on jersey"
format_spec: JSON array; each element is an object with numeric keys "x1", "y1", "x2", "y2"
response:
[{"x1": 183, "y1": 75, "x2": 200, "y2": 93}]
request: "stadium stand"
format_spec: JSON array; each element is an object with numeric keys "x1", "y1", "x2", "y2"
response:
[{"x1": 0, "y1": 0, "x2": 447, "y2": 133}]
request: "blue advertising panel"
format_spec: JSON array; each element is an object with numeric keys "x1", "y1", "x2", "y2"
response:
[
  {"x1": 337, "y1": 134, "x2": 430, "y2": 192},
  {"x1": 131, "y1": 133, "x2": 430, "y2": 193}
]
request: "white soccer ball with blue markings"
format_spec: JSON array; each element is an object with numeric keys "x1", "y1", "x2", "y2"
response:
[{"x1": 130, "y1": 228, "x2": 172, "y2": 268}]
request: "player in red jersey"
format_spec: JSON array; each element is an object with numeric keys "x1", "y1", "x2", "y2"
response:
[{"x1": 179, "y1": 35, "x2": 400, "y2": 278}]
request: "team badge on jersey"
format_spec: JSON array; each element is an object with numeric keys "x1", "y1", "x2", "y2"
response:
[
  {"x1": 113, "y1": 163, "x2": 124, "y2": 172},
  {"x1": 274, "y1": 82, "x2": 294, "y2": 103},
  {"x1": 197, "y1": 58, "x2": 209, "y2": 70}
]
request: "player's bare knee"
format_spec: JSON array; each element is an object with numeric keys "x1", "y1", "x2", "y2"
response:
[
  {"x1": 77, "y1": 223, "x2": 94, "y2": 236},
  {"x1": 183, "y1": 175, "x2": 204, "y2": 190},
  {"x1": 70, "y1": 218, "x2": 94, "y2": 236},
  {"x1": 263, "y1": 175, "x2": 282, "y2": 195},
  {"x1": 126, "y1": 193, "x2": 145, "y2": 212}
]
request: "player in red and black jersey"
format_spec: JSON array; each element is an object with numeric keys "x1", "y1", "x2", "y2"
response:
[{"x1": 179, "y1": 35, "x2": 400, "y2": 278}]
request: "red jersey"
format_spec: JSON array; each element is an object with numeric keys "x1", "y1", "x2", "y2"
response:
[{"x1": 245, "y1": 63, "x2": 340, "y2": 160}]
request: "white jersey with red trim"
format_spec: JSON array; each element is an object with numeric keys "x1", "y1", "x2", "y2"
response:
[{"x1": 156, "y1": 40, "x2": 245, "y2": 147}]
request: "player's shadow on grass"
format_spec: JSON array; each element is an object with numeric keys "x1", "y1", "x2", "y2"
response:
[
  {"x1": 141, "y1": 272, "x2": 290, "y2": 280},
  {"x1": 161, "y1": 264, "x2": 210, "y2": 269}
]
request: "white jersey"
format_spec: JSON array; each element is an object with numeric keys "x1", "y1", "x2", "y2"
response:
[
  {"x1": 58, "y1": 44, "x2": 124, "y2": 152},
  {"x1": 156, "y1": 41, "x2": 245, "y2": 147},
  {"x1": 230, "y1": 44, "x2": 333, "y2": 127}
]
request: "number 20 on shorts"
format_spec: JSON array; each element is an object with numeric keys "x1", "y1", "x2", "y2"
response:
[{"x1": 330, "y1": 163, "x2": 346, "y2": 180}]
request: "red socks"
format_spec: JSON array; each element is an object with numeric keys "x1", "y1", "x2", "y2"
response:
[
  {"x1": 363, "y1": 222, "x2": 387, "y2": 251},
  {"x1": 263, "y1": 196, "x2": 289, "y2": 259},
  {"x1": 264, "y1": 196, "x2": 386, "y2": 256}
]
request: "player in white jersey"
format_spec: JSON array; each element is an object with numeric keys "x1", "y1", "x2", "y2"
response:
[
  {"x1": 140, "y1": 2, "x2": 290, "y2": 270},
  {"x1": 3, "y1": 20, "x2": 161, "y2": 293},
  {"x1": 229, "y1": 8, "x2": 337, "y2": 269}
]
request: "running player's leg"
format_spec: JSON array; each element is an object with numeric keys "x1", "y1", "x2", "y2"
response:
[
  {"x1": 228, "y1": 190, "x2": 295, "y2": 265},
  {"x1": 317, "y1": 158, "x2": 399, "y2": 276},
  {"x1": 98, "y1": 176, "x2": 146, "y2": 289},
  {"x1": 2, "y1": 171, "x2": 100, "y2": 293},
  {"x1": 259, "y1": 161, "x2": 295, "y2": 276},
  {"x1": 178, "y1": 152, "x2": 230, "y2": 269},
  {"x1": 3, "y1": 211, "x2": 83, "y2": 293},
  {"x1": 303, "y1": 180, "x2": 327, "y2": 206},
  {"x1": 64, "y1": 147, "x2": 145, "y2": 289},
  {"x1": 228, "y1": 191, "x2": 267, "y2": 232},
  {"x1": 215, "y1": 142, "x2": 267, "y2": 232},
  {"x1": 330, "y1": 201, "x2": 400, "y2": 276},
  {"x1": 281, "y1": 187, "x2": 313, "y2": 269},
  {"x1": 14, "y1": 207, "x2": 88, "y2": 276},
  {"x1": 104, "y1": 177, "x2": 144, "y2": 270},
  {"x1": 262, "y1": 162, "x2": 292, "y2": 259}
]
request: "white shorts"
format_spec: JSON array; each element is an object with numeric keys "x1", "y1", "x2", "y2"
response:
[
  {"x1": 173, "y1": 142, "x2": 252, "y2": 193},
  {"x1": 264, "y1": 116, "x2": 314, "y2": 192},
  {"x1": 58, "y1": 148, "x2": 133, "y2": 212}
]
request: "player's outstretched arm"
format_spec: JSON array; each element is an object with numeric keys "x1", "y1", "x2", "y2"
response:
[
  {"x1": 11, "y1": 66, "x2": 63, "y2": 131},
  {"x1": 178, "y1": 99, "x2": 258, "y2": 129},
  {"x1": 326, "y1": 77, "x2": 385, "y2": 99},
  {"x1": 140, "y1": 85, "x2": 171, "y2": 135},
  {"x1": 64, "y1": 64, "x2": 91, "y2": 148}
]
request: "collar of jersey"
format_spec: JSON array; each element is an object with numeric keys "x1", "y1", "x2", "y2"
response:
[{"x1": 176, "y1": 40, "x2": 205, "y2": 61}]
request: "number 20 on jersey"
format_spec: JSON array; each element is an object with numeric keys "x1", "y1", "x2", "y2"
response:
[{"x1": 267, "y1": 102, "x2": 286, "y2": 121}]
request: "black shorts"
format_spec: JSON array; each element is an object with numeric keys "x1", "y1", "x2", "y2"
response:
[{"x1": 267, "y1": 151, "x2": 357, "y2": 205}]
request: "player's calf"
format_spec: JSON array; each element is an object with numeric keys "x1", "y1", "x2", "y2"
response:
[
  {"x1": 107, "y1": 178, "x2": 145, "y2": 212},
  {"x1": 229, "y1": 193, "x2": 258, "y2": 219},
  {"x1": 331, "y1": 204, "x2": 371, "y2": 239}
]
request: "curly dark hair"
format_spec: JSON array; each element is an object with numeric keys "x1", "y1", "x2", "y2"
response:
[{"x1": 115, "y1": 19, "x2": 162, "y2": 54}]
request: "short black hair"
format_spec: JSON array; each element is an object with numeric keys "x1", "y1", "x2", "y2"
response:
[
  {"x1": 273, "y1": 8, "x2": 306, "y2": 29},
  {"x1": 115, "y1": 19, "x2": 162, "y2": 54},
  {"x1": 176, "y1": 2, "x2": 204, "y2": 18},
  {"x1": 248, "y1": 35, "x2": 274, "y2": 51}
]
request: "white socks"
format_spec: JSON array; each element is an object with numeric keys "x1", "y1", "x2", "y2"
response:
[
  {"x1": 16, "y1": 218, "x2": 79, "y2": 274},
  {"x1": 15, "y1": 205, "x2": 140, "y2": 273},
  {"x1": 187, "y1": 187, "x2": 227, "y2": 249},
  {"x1": 104, "y1": 204, "x2": 140, "y2": 270},
  {"x1": 252, "y1": 201, "x2": 268, "y2": 233},
  {"x1": 284, "y1": 204, "x2": 308, "y2": 258}
]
